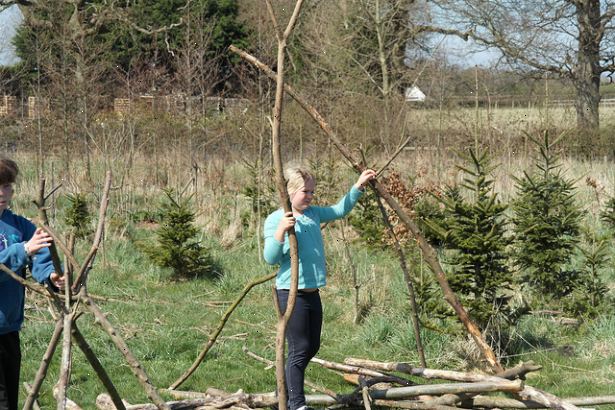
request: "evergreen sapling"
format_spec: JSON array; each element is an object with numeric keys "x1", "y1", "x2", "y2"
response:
[
  {"x1": 512, "y1": 131, "x2": 582, "y2": 299},
  {"x1": 64, "y1": 193, "x2": 93, "y2": 240},
  {"x1": 425, "y1": 149, "x2": 520, "y2": 339},
  {"x1": 144, "y1": 189, "x2": 216, "y2": 279},
  {"x1": 564, "y1": 232, "x2": 611, "y2": 319}
]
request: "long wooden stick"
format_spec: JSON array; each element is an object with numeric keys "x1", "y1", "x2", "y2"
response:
[
  {"x1": 56, "y1": 312, "x2": 74, "y2": 410},
  {"x1": 57, "y1": 228, "x2": 77, "y2": 409},
  {"x1": 35, "y1": 179, "x2": 64, "y2": 276},
  {"x1": 71, "y1": 324, "x2": 126, "y2": 410},
  {"x1": 369, "y1": 379, "x2": 524, "y2": 400},
  {"x1": 374, "y1": 196, "x2": 426, "y2": 367},
  {"x1": 127, "y1": 380, "x2": 523, "y2": 409},
  {"x1": 23, "y1": 319, "x2": 63, "y2": 410},
  {"x1": 310, "y1": 357, "x2": 413, "y2": 386},
  {"x1": 376, "y1": 136, "x2": 413, "y2": 177},
  {"x1": 169, "y1": 272, "x2": 276, "y2": 389},
  {"x1": 228, "y1": 44, "x2": 503, "y2": 373},
  {"x1": 72, "y1": 171, "x2": 112, "y2": 291},
  {"x1": 264, "y1": 2, "x2": 305, "y2": 410},
  {"x1": 0, "y1": 264, "x2": 47, "y2": 296},
  {"x1": 343, "y1": 358, "x2": 577, "y2": 409},
  {"x1": 344, "y1": 357, "x2": 524, "y2": 382}
]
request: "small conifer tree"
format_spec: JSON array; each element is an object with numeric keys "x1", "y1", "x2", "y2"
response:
[
  {"x1": 563, "y1": 232, "x2": 611, "y2": 318},
  {"x1": 144, "y1": 189, "x2": 216, "y2": 279},
  {"x1": 425, "y1": 149, "x2": 518, "y2": 334},
  {"x1": 348, "y1": 188, "x2": 385, "y2": 246},
  {"x1": 64, "y1": 193, "x2": 92, "y2": 240},
  {"x1": 600, "y1": 195, "x2": 615, "y2": 232},
  {"x1": 512, "y1": 131, "x2": 582, "y2": 298}
]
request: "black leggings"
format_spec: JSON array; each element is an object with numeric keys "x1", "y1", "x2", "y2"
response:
[
  {"x1": 276, "y1": 290, "x2": 322, "y2": 410},
  {"x1": 0, "y1": 332, "x2": 20, "y2": 410}
]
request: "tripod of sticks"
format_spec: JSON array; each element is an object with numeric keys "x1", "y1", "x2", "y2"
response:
[{"x1": 0, "y1": 172, "x2": 171, "y2": 410}]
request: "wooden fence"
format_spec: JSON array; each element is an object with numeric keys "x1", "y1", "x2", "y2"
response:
[{"x1": 0, "y1": 94, "x2": 250, "y2": 119}]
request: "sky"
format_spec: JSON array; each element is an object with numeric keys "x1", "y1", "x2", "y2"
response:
[
  {"x1": 438, "y1": 35, "x2": 501, "y2": 67},
  {"x1": 0, "y1": 5, "x2": 24, "y2": 67}
]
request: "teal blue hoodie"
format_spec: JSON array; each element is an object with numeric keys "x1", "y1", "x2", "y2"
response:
[
  {"x1": 0, "y1": 209, "x2": 54, "y2": 334},
  {"x1": 263, "y1": 186, "x2": 363, "y2": 289}
]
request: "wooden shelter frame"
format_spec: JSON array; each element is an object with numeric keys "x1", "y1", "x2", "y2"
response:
[{"x1": 0, "y1": 173, "x2": 171, "y2": 410}]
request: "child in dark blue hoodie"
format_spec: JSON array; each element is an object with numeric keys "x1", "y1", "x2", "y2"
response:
[{"x1": 0, "y1": 158, "x2": 63, "y2": 410}]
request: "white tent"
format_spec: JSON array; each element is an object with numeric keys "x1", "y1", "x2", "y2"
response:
[
  {"x1": 0, "y1": 5, "x2": 24, "y2": 67},
  {"x1": 405, "y1": 86, "x2": 426, "y2": 102}
]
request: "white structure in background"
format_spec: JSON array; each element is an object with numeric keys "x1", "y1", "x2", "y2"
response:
[
  {"x1": 0, "y1": 5, "x2": 24, "y2": 67},
  {"x1": 405, "y1": 86, "x2": 426, "y2": 102}
]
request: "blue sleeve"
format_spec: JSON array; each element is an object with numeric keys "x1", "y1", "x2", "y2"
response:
[
  {"x1": 0, "y1": 242, "x2": 29, "y2": 284},
  {"x1": 30, "y1": 245, "x2": 55, "y2": 284},
  {"x1": 263, "y1": 210, "x2": 285, "y2": 265},
  {"x1": 19, "y1": 217, "x2": 55, "y2": 284},
  {"x1": 314, "y1": 186, "x2": 364, "y2": 223}
]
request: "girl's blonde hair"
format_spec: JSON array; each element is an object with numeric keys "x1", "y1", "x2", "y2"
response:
[{"x1": 284, "y1": 163, "x2": 314, "y2": 194}]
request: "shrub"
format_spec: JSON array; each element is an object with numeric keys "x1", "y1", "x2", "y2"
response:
[
  {"x1": 512, "y1": 131, "x2": 582, "y2": 299},
  {"x1": 424, "y1": 149, "x2": 521, "y2": 337},
  {"x1": 348, "y1": 188, "x2": 385, "y2": 246},
  {"x1": 600, "y1": 195, "x2": 615, "y2": 232},
  {"x1": 64, "y1": 193, "x2": 92, "y2": 240},
  {"x1": 563, "y1": 233, "x2": 611, "y2": 319},
  {"x1": 413, "y1": 195, "x2": 446, "y2": 247},
  {"x1": 141, "y1": 189, "x2": 217, "y2": 280}
]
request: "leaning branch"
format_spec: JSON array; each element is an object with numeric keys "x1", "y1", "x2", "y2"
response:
[
  {"x1": 83, "y1": 292, "x2": 169, "y2": 409},
  {"x1": 72, "y1": 171, "x2": 112, "y2": 291},
  {"x1": 169, "y1": 272, "x2": 276, "y2": 389}
]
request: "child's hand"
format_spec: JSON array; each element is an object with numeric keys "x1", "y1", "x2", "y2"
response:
[
  {"x1": 274, "y1": 212, "x2": 296, "y2": 242},
  {"x1": 278, "y1": 212, "x2": 296, "y2": 232},
  {"x1": 355, "y1": 169, "x2": 377, "y2": 190},
  {"x1": 50, "y1": 272, "x2": 65, "y2": 290},
  {"x1": 25, "y1": 228, "x2": 53, "y2": 256}
]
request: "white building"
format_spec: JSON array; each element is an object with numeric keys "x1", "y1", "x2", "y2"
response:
[
  {"x1": 0, "y1": 5, "x2": 24, "y2": 67},
  {"x1": 405, "y1": 86, "x2": 426, "y2": 102}
]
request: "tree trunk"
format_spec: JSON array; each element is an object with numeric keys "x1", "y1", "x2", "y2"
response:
[{"x1": 575, "y1": 0, "x2": 601, "y2": 130}]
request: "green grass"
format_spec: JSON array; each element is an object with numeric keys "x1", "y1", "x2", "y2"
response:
[{"x1": 18, "y1": 228, "x2": 615, "y2": 408}]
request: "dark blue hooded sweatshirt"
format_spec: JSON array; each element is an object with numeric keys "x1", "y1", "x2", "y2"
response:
[{"x1": 0, "y1": 209, "x2": 54, "y2": 334}]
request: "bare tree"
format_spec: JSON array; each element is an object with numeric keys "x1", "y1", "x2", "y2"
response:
[{"x1": 417, "y1": 0, "x2": 615, "y2": 131}]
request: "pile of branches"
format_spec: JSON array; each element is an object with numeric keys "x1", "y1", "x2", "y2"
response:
[{"x1": 93, "y1": 354, "x2": 615, "y2": 410}]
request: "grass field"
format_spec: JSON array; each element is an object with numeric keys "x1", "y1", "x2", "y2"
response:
[{"x1": 3, "y1": 144, "x2": 614, "y2": 409}]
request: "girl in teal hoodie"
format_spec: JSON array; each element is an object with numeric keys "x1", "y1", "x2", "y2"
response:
[
  {"x1": 264, "y1": 164, "x2": 375, "y2": 410},
  {"x1": 0, "y1": 158, "x2": 64, "y2": 410}
]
